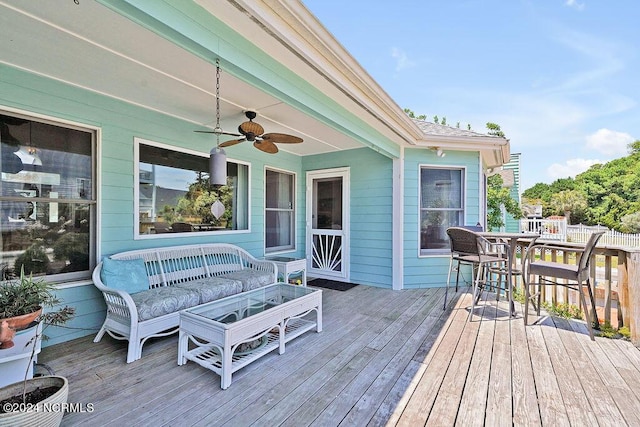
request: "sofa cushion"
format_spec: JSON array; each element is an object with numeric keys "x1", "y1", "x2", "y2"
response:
[
  {"x1": 219, "y1": 268, "x2": 274, "y2": 292},
  {"x1": 131, "y1": 287, "x2": 200, "y2": 321},
  {"x1": 100, "y1": 258, "x2": 149, "y2": 294},
  {"x1": 173, "y1": 277, "x2": 243, "y2": 304}
]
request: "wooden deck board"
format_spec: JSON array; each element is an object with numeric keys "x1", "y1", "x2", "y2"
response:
[
  {"x1": 525, "y1": 321, "x2": 570, "y2": 427},
  {"x1": 395, "y1": 292, "x2": 472, "y2": 425},
  {"x1": 454, "y1": 301, "x2": 496, "y2": 427},
  {"x1": 34, "y1": 285, "x2": 640, "y2": 427},
  {"x1": 510, "y1": 309, "x2": 542, "y2": 427},
  {"x1": 485, "y1": 306, "x2": 513, "y2": 427},
  {"x1": 554, "y1": 317, "x2": 635, "y2": 426},
  {"x1": 539, "y1": 316, "x2": 600, "y2": 426}
]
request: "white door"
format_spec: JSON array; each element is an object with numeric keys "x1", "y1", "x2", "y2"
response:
[{"x1": 306, "y1": 168, "x2": 349, "y2": 281}]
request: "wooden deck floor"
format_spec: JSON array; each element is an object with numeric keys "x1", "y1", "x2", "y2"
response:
[{"x1": 40, "y1": 285, "x2": 640, "y2": 426}]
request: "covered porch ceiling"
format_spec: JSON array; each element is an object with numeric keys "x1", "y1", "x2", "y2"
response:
[
  {"x1": 0, "y1": 0, "x2": 419, "y2": 158},
  {"x1": 0, "y1": 0, "x2": 509, "y2": 165}
]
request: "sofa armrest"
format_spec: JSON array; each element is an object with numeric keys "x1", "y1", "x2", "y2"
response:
[
  {"x1": 92, "y1": 263, "x2": 139, "y2": 324},
  {"x1": 243, "y1": 258, "x2": 278, "y2": 282}
]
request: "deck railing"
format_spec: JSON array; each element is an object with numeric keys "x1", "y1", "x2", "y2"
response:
[
  {"x1": 513, "y1": 239, "x2": 640, "y2": 346},
  {"x1": 520, "y1": 220, "x2": 640, "y2": 249},
  {"x1": 568, "y1": 228, "x2": 640, "y2": 248}
]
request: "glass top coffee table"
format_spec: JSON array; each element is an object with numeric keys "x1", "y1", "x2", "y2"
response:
[{"x1": 178, "y1": 283, "x2": 322, "y2": 389}]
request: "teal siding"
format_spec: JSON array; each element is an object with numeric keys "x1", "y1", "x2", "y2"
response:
[
  {"x1": 44, "y1": 285, "x2": 106, "y2": 347},
  {"x1": 303, "y1": 148, "x2": 393, "y2": 288},
  {"x1": 0, "y1": 64, "x2": 302, "y2": 345},
  {"x1": 403, "y1": 148, "x2": 482, "y2": 289}
]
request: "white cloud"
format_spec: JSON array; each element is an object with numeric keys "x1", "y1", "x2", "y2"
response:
[
  {"x1": 546, "y1": 158, "x2": 601, "y2": 180},
  {"x1": 585, "y1": 128, "x2": 634, "y2": 156},
  {"x1": 391, "y1": 47, "x2": 415, "y2": 72},
  {"x1": 565, "y1": 0, "x2": 585, "y2": 11}
]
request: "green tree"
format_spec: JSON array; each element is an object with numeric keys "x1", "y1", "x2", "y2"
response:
[
  {"x1": 549, "y1": 190, "x2": 587, "y2": 224},
  {"x1": 620, "y1": 211, "x2": 640, "y2": 233},
  {"x1": 523, "y1": 139, "x2": 640, "y2": 230},
  {"x1": 486, "y1": 122, "x2": 505, "y2": 138},
  {"x1": 487, "y1": 174, "x2": 523, "y2": 229},
  {"x1": 403, "y1": 108, "x2": 426, "y2": 120}
]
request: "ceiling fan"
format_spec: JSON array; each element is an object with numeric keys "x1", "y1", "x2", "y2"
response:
[{"x1": 216, "y1": 111, "x2": 303, "y2": 154}]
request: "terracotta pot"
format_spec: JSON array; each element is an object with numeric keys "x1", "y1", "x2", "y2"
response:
[
  {"x1": 0, "y1": 376, "x2": 68, "y2": 427},
  {"x1": 0, "y1": 308, "x2": 42, "y2": 350},
  {"x1": 0, "y1": 307, "x2": 42, "y2": 331},
  {"x1": 0, "y1": 322, "x2": 16, "y2": 350}
]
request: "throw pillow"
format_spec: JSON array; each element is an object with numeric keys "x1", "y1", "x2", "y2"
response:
[{"x1": 100, "y1": 257, "x2": 149, "y2": 294}]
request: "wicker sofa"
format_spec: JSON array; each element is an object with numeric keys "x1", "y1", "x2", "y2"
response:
[{"x1": 92, "y1": 243, "x2": 277, "y2": 363}]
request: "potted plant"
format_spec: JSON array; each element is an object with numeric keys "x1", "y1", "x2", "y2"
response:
[{"x1": 0, "y1": 268, "x2": 74, "y2": 427}]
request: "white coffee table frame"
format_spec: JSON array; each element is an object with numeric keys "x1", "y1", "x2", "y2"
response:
[{"x1": 178, "y1": 283, "x2": 322, "y2": 389}]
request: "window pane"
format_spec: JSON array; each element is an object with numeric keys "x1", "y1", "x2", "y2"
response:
[
  {"x1": 314, "y1": 178, "x2": 342, "y2": 230},
  {"x1": 265, "y1": 211, "x2": 293, "y2": 248},
  {"x1": 0, "y1": 202, "x2": 92, "y2": 279},
  {"x1": 420, "y1": 167, "x2": 464, "y2": 252},
  {"x1": 266, "y1": 170, "x2": 293, "y2": 209},
  {"x1": 420, "y1": 209, "x2": 462, "y2": 250},
  {"x1": 1, "y1": 114, "x2": 95, "y2": 280},
  {"x1": 1, "y1": 116, "x2": 93, "y2": 200},
  {"x1": 137, "y1": 142, "x2": 248, "y2": 235},
  {"x1": 265, "y1": 169, "x2": 294, "y2": 252},
  {"x1": 420, "y1": 168, "x2": 462, "y2": 209}
]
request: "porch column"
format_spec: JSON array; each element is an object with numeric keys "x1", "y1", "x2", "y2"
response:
[{"x1": 392, "y1": 153, "x2": 404, "y2": 290}]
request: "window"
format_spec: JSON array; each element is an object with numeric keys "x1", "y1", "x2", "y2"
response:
[
  {"x1": 420, "y1": 167, "x2": 465, "y2": 254},
  {"x1": 0, "y1": 112, "x2": 96, "y2": 281},
  {"x1": 265, "y1": 168, "x2": 295, "y2": 253},
  {"x1": 136, "y1": 140, "x2": 249, "y2": 236}
]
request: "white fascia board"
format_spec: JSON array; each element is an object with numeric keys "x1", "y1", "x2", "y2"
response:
[
  {"x1": 222, "y1": 0, "x2": 424, "y2": 145},
  {"x1": 415, "y1": 136, "x2": 511, "y2": 168}
]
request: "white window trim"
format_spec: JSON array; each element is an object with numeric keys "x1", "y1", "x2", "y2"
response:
[
  {"x1": 264, "y1": 165, "x2": 297, "y2": 255},
  {"x1": 418, "y1": 163, "x2": 468, "y2": 257},
  {"x1": 133, "y1": 137, "x2": 251, "y2": 240}
]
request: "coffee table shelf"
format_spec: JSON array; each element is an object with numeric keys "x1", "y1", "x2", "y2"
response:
[{"x1": 182, "y1": 317, "x2": 315, "y2": 375}]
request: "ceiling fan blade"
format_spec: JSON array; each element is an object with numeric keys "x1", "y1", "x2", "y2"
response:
[
  {"x1": 261, "y1": 133, "x2": 303, "y2": 144},
  {"x1": 253, "y1": 140, "x2": 278, "y2": 154},
  {"x1": 239, "y1": 120, "x2": 264, "y2": 136},
  {"x1": 218, "y1": 138, "x2": 245, "y2": 148}
]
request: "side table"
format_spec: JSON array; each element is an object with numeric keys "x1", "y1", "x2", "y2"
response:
[{"x1": 265, "y1": 256, "x2": 307, "y2": 286}]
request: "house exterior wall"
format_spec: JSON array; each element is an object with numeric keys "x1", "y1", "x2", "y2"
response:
[
  {"x1": 302, "y1": 148, "x2": 394, "y2": 288},
  {"x1": 402, "y1": 148, "x2": 482, "y2": 289},
  {"x1": 0, "y1": 64, "x2": 491, "y2": 347},
  {"x1": 0, "y1": 64, "x2": 304, "y2": 345}
]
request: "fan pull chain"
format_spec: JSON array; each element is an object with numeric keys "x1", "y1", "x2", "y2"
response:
[{"x1": 215, "y1": 58, "x2": 221, "y2": 146}]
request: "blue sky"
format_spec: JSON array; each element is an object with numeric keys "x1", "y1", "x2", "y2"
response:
[{"x1": 304, "y1": 0, "x2": 639, "y2": 192}]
